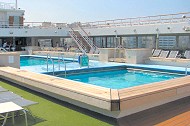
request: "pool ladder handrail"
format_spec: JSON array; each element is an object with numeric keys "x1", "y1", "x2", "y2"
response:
[
  {"x1": 58, "y1": 53, "x2": 67, "y2": 77},
  {"x1": 73, "y1": 49, "x2": 80, "y2": 62},
  {"x1": 185, "y1": 65, "x2": 188, "y2": 76},
  {"x1": 47, "y1": 53, "x2": 55, "y2": 75}
]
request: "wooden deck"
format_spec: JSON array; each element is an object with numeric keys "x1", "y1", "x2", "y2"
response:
[{"x1": 117, "y1": 96, "x2": 190, "y2": 126}]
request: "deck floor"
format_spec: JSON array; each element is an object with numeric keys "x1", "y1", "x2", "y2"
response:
[{"x1": 117, "y1": 96, "x2": 190, "y2": 126}]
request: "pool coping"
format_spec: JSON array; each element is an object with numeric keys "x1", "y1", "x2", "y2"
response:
[{"x1": 1, "y1": 66, "x2": 190, "y2": 118}]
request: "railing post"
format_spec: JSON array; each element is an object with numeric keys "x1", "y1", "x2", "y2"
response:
[
  {"x1": 47, "y1": 54, "x2": 49, "y2": 72},
  {"x1": 52, "y1": 60, "x2": 54, "y2": 75},
  {"x1": 185, "y1": 65, "x2": 188, "y2": 76},
  {"x1": 171, "y1": 15, "x2": 173, "y2": 24},
  {"x1": 65, "y1": 63, "x2": 66, "y2": 78},
  {"x1": 58, "y1": 54, "x2": 60, "y2": 70},
  {"x1": 159, "y1": 16, "x2": 162, "y2": 24}
]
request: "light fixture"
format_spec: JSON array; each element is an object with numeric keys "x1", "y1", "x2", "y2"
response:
[
  {"x1": 55, "y1": 31, "x2": 57, "y2": 33},
  {"x1": 182, "y1": 15, "x2": 186, "y2": 18}
]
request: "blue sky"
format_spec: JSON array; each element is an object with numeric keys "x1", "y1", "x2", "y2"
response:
[{"x1": 1, "y1": 0, "x2": 190, "y2": 23}]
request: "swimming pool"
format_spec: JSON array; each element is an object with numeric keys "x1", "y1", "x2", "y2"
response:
[
  {"x1": 2, "y1": 54, "x2": 188, "y2": 118},
  {"x1": 58, "y1": 70, "x2": 183, "y2": 89},
  {"x1": 20, "y1": 55, "x2": 184, "y2": 89}
]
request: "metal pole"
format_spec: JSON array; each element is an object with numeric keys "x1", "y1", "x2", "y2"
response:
[
  {"x1": 114, "y1": 30, "x2": 118, "y2": 61},
  {"x1": 185, "y1": 65, "x2": 188, "y2": 76},
  {"x1": 53, "y1": 60, "x2": 54, "y2": 76},
  {"x1": 156, "y1": 28, "x2": 159, "y2": 50},
  {"x1": 16, "y1": 0, "x2": 18, "y2": 9},
  {"x1": 58, "y1": 54, "x2": 60, "y2": 70},
  {"x1": 64, "y1": 63, "x2": 66, "y2": 78},
  {"x1": 47, "y1": 54, "x2": 48, "y2": 72}
]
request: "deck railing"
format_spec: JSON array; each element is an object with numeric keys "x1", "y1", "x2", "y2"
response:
[
  {"x1": 0, "y1": 12, "x2": 189, "y2": 29},
  {"x1": 81, "y1": 12, "x2": 190, "y2": 28},
  {"x1": 0, "y1": 2, "x2": 16, "y2": 10}
]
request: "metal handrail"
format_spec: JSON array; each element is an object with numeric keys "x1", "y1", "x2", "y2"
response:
[
  {"x1": 0, "y1": 12, "x2": 189, "y2": 29},
  {"x1": 81, "y1": 12, "x2": 190, "y2": 28},
  {"x1": 185, "y1": 65, "x2": 188, "y2": 76},
  {"x1": 0, "y1": 2, "x2": 16, "y2": 10},
  {"x1": 57, "y1": 53, "x2": 67, "y2": 77},
  {"x1": 68, "y1": 28, "x2": 87, "y2": 54},
  {"x1": 46, "y1": 53, "x2": 55, "y2": 75},
  {"x1": 78, "y1": 24, "x2": 99, "y2": 53}
]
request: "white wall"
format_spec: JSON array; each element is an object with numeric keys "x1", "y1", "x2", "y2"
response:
[
  {"x1": 0, "y1": 27, "x2": 69, "y2": 37},
  {"x1": 0, "y1": 22, "x2": 189, "y2": 37},
  {"x1": 85, "y1": 22, "x2": 190, "y2": 36}
]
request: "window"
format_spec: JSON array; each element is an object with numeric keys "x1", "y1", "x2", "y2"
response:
[{"x1": 159, "y1": 36, "x2": 176, "y2": 49}]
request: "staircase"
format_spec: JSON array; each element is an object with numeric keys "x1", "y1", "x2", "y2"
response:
[
  {"x1": 68, "y1": 24, "x2": 99, "y2": 54},
  {"x1": 68, "y1": 28, "x2": 87, "y2": 54}
]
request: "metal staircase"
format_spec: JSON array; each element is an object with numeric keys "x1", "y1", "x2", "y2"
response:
[
  {"x1": 68, "y1": 24, "x2": 99, "y2": 54},
  {"x1": 68, "y1": 28, "x2": 87, "y2": 54},
  {"x1": 77, "y1": 24, "x2": 99, "y2": 54}
]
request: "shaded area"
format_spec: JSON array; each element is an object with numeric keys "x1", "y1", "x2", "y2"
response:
[
  {"x1": 0, "y1": 114, "x2": 46, "y2": 126},
  {"x1": 117, "y1": 96, "x2": 190, "y2": 126}
]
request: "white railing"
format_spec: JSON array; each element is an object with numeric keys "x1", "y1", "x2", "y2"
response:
[
  {"x1": 81, "y1": 12, "x2": 190, "y2": 28},
  {"x1": 0, "y1": 12, "x2": 189, "y2": 29},
  {"x1": 68, "y1": 28, "x2": 87, "y2": 54},
  {"x1": 0, "y1": 21, "x2": 68, "y2": 29},
  {"x1": 0, "y1": 2, "x2": 15, "y2": 10},
  {"x1": 78, "y1": 25, "x2": 99, "y2": 53}
]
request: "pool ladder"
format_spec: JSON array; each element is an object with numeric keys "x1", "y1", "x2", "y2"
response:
[
  {"x1": 47, "y1": 53, "x2": 67, "y2": 77},
  {"x1": 58, "y1": 53, "x2": 67, "y2": 77},
  {"x1": 185, "y1": 65, "x2": 189, "y2": 76},
  {"x1": 47, "y1": 53, "x2": 55, "y2": 75}
]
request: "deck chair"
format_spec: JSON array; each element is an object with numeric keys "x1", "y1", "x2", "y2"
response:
[
  {"x1": 184, "y1": 50, "x2": 190, "y2": 59},
  {"x1": 159, "y1": 50, "x2": 169, "y2": 58},
  {"x1": 0, "y1": 97, "x2": 37, "y2": 108},
  {"x1": 0, "y1": 91, "x2": 38, "y2": 120},
  {"x1": 0, "y1": 91, "x2": 37, "y2": 107},
  {"x1": 0, "y1": 91, "x2": 22, "y2": 100},
  {"x1": 167, "y1": 51, "x2": 179, "y2": 58},
  {"x1": 152, "y1": 49, "x2": 161, "y2": 57},
  {"x1": 152, "y1": 49, "x2": 155, "y2": 54},
  {"x1": 0, "y1": 87, "x2": 8, "y2": 92}
]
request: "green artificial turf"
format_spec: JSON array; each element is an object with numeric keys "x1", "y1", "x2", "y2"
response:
[{"x1": 0, "y1": 80, "x2": 115, "y2": 126}]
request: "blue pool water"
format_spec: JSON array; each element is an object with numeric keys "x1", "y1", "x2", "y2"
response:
[
  {"x1": 20, "y1": 56, "x2": 124, "y2": 73},
  {"x1": 60, "y1": 70, "x2": 183, "y2": 89},
  {"x1": 20, "y1": 56, "x2": 71, "y2": 66}
]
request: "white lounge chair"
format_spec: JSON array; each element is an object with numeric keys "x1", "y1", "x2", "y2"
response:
[
  {"x1": 152, "y1": 49, "x2": 161, "y2": 57},
  {"x1": 0, "y1": 91, "x2": 38, "y2": 122},
  {"x1": 0, "y1": 87, "x2": 8, "y2": 92},
  {"x1": 184, "y1": 50, "x2": 190, "y2": 59},
  {"x1": 159, "y1": 50, "x2": 169, "y2": 58},
  {"x1": 0, "y1": 91, "x2": 37, "y2": 107},
  {"x1": 152, "y1": 49, "x2": 155, "y2": 54},
  {"x1": 167, "y1": 51, "x2": 179, "y2": 58},
  {"x1": 0, "y1": 91, "x2": 22, "y2": 100}
]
